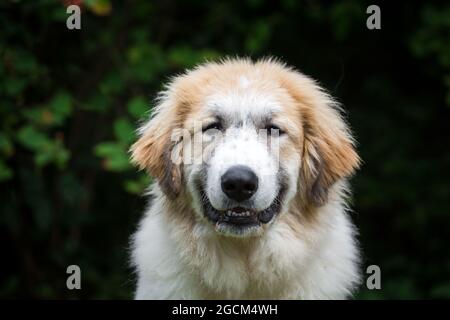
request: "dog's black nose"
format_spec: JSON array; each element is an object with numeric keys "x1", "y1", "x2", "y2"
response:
[{"x1": 221, "y1": 165, "x2": 258, "y2": 202}]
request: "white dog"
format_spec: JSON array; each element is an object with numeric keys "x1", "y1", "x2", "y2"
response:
[{"x1": 130, "y1": 58, "x2": 361, "y2": 299}]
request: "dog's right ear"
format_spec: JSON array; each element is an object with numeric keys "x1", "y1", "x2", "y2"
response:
[{"x1": 130, "y1": 97, "x2": 183, "y2": 198}]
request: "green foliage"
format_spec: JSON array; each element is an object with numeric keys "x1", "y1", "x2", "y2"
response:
[
  {"x1": 127, "y1": 96, "x2": 150, "y2": 119},
  {"x1": 1, "y1": 0, "x2": 449, "y2": 299},
  {"x1": 94, "y1": 141, "x2": 130, "y2": 172}
]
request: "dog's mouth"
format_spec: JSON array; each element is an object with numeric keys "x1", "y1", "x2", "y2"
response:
[{"x1": 199, "y1": 187, "x2": 285, "y2": 236}]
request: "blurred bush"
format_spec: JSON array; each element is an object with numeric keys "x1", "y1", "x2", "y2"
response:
[{"x1": 1, "y1": 0, "x2": 449, "y2": 299}]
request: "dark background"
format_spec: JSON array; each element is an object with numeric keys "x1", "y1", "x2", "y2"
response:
[{"x1": 1, "y1": 0, "x2": 449, "y2": 299}]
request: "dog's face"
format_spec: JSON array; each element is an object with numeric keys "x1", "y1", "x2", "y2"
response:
[
  {"x1": 131, "y1": 59, "x2": 360, "y2": 237},
  {"x1": 183, "y1": 81, "x2": 298, "y2": 237}
]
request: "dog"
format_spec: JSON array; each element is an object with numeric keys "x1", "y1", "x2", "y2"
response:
[{"x1": 130, "y1": 58, "x2": 361, "y2": 299}]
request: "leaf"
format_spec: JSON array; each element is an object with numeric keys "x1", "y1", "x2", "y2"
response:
[
  {"x1": 245, "y1": 21, "x2": 270, "y2": 52},
  {"x1": 99, "y1": 72, "x2": 124, "y2": 95},
  {"x1": 85, "y1": 0, "x2": 112, "y2": 16},
  {"x1": 127, "y1": 96, "x2": 149, "y2": 119},
  {"x1": 123, "y1": 180, "x2": 141, "y2": 194},
  {"x1": 21, "y1": 93, "x2": 72, "y2": 129},
  {"x1": 16, "y1": 126, "x2": 49, "y2": 151},
  {"x1": 94, "y1": 142, "x2": 131, "y2": 172},
  {"x1": 34, "y1": 139, "x2": 70, "y2": 168},
  {"x1": 34, "y1": 149, "x2": 53, "y2": 167},
  {"x1": 22, "y1": 107, "x2": 55, "y2": 127},
  {"x1": 83, "y1": 94, "x2": 111, "y2": 113},
  {"x1": 124, "y1": 174, "x2": 151, "y2": 194},
  {"x1": 13, "y1": 49, "x2": 38, "y2": 74},
  {"x1": 50, "y1": 92, "x2": 73, "y2": 122},
  {"x1": 94, "y1": 142, "x2": 120, "y2": 157},
  {"x1": 16, "y1": 126, "x2": 70, "y2": 168},
  {"x1": 105, "y1": 153, "x2": 131, "y2": 172},
  {"x1": 126, "y1": 44, "x2": 166, "y2": 83},
  {"x1": 113, "y1": 118, "x2": 135, "y2": 145},
  {"x1": 168, "y1": 47, "x2": 220, "y2": 68}
]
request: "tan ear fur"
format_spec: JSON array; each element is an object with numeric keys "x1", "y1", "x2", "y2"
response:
[
  {"x1": 130, "y1": 98, "x2": 183, "y2": 198},
  {"x1": 280, "y1": 70, "x2": 361, "y2": 206}
]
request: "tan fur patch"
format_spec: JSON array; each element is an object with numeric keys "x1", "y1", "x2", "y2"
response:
[{"x1": 275, "y1": 66, "x2": 361, "y2": 206}]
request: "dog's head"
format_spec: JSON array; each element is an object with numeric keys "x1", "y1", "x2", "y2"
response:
[{"x1": 131, "y1": 59, "x2": 360, "y2": 237}]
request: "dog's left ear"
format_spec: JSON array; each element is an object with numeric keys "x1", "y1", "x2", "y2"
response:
[
  {"x1": 130, "y1": 97, "x2": 183, "y2": 198},
  {"x1": 281, "y1": 70, "x2": 361, "y2": 206}
]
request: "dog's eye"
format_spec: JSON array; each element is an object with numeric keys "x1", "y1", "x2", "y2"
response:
[
  {"x1": 266, "y1": 124, "x2": 285, "y2": 135},
  {"x1": 202, "y1": 121, "x2": 223, "y2": 133}
]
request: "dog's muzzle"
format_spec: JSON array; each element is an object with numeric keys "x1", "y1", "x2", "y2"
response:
[{"x1": 195, "y1": 160, "x2": 288, "y2": 236}]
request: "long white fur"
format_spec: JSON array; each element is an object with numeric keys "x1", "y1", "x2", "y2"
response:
[
  {"x1": 132, "y1": 183, "x2": 360, "y2": 299},
  {"x1": 130, "y1": 59, "x2": 361, "y2": 299}
]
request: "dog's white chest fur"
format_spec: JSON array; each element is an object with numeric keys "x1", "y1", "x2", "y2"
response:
[{"x1": 131, "y1": 187, "x2": 360, "y2": 300}]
